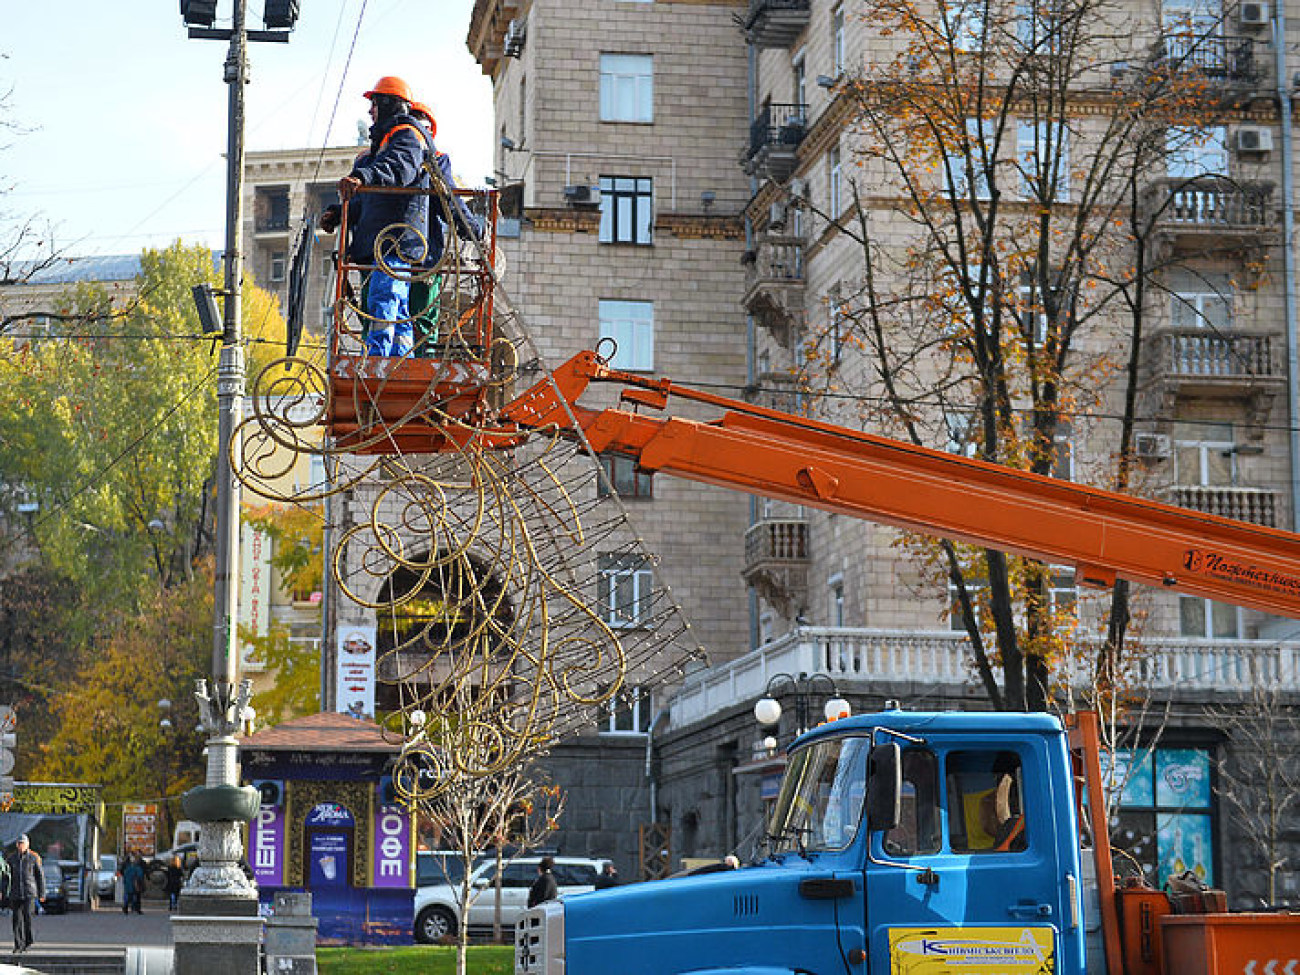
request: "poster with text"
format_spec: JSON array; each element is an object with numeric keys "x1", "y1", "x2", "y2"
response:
[{"x1": 336, "y1": 625, "x2": 376, "y2": 720}]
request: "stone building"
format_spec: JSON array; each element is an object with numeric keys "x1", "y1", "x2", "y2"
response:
[
  {"x1": 243, "y1": 146, "x2": 359, "y2": 339},
  {"x1": 467, "y1": 0, "x2": 1300, "y2": 904}
]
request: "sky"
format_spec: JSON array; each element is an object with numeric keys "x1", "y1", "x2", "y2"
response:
[{"x1": 1, "y1": 0, "x2": 493, "y2": 259}]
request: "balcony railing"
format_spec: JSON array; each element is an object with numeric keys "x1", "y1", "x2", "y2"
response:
[
  {"x1": 744, "y1": 518, "x2": 809, "y2": 566},
  {"x1": 748, "y1": 103, "x2": 808, "y2": 160},
  {"x1": 748, "y1": 234, "x2": 804, "y2": 283},
  {"x1": 744, "y1": 0, "x2": 811, "y2": 48},
  {"x1": 670, "y1": 626, "x2": 1300, "y2": 728},
  {"x1": 1160, "y1": 34, "x2": 1259, "y2": 85},
  {"x1": 745, "y1": 104, "x2": 807, "y2": 181},
  {"x1": 1143, "y1": 177, "x2": 1274, "y2": 239},
  {"x1": 1165, "y1": 484, "x2": 1278, "y2": 527},
  {"x1": 1150, "y1": 327, "x2": 1279, "y2": 380}
]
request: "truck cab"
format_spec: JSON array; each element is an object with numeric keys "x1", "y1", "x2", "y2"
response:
[{"x1": 517, "y1": 709, "x2": 1086, "y2": 975}]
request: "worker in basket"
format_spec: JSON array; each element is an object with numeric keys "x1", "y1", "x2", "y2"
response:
[{"x1": 322, "y1": 75, "x2": 433, "y2": 358}]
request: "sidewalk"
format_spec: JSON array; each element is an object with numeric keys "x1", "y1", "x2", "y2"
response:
[{"x1": 21, "y1": 904, "x2": 173, "y2": 950}]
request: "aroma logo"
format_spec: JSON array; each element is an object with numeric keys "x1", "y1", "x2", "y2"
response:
[{"x1": 1182, "y1": 549, "x2": 1300, "y2": 597}]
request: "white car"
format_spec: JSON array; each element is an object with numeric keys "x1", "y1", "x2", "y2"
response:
[{"x1": 413, "y1": 856, "x2": 611, "y2": 943}]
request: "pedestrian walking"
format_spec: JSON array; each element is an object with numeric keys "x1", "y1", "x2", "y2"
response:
[
  {"x1": 164, "y1": 855, "x2": 183, "y2": 912},
  {"x1": 120, "y1": 853, "x2": 145, "y2": 915},
  {"x1": 527, "y1": 857, "x2": 559, "y2": 909},
  {"x1": 5, "y1": 834, "x2": 45, "y2": 954}
]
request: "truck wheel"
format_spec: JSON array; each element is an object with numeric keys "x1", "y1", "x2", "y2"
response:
[{"x1": 415, "y1": 906, "x2": 457, "y2": 943}]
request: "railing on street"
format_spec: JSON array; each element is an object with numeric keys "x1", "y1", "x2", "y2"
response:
[{"x1": 670, "y1": 626, "x2": 1300, "y2": 728}]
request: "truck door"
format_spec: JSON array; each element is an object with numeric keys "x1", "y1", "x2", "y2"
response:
[{"x1": 863, "y1": 740, "x2": 1081, "y2": 974}]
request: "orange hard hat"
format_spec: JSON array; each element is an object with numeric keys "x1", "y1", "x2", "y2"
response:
[
  {"x1": 364, "y1": 76, "x2": 415, "y2": 103},
  {"x1": 410, "y1": 101, "x2": 437, "y2": 138}
]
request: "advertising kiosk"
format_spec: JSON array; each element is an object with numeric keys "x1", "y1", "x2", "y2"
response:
[{"x1": 240, "y1": 712, "x2": 414, "y2": 945}]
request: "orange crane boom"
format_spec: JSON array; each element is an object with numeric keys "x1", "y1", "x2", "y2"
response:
[{"x1": 500, "y1": 350, "x2": 1300, "y2": 620}]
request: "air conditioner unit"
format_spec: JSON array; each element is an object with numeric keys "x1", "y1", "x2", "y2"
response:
[
  {"x1": 1236, "y1": 126, "x2": 1274, "y2": 153},
  {"x1": 1239, "y1": 1, "x2": 1269, "y2": 26},
  {"x1": 503, "y1": 18, "x2": 527, "y2": 57},
  {"x1": 563, "y1": 184, "x2": 601, "y2": 207},
  {"x1": 1134, "y1": 433, "x2": 1171, "y2": 460},
  {"x1": 769, "y1": 201, "x2": 788, "y2": 230},
  {"x1": 253, "y1": 780, "x2": 284, "y2": 807}
]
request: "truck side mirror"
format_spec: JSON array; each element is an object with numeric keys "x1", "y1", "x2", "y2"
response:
[{"x1": 866, "y1": 742, "x2": 902, "y2": 831}]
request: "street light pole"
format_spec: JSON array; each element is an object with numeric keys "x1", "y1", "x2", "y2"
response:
[
  {"x1": 173, "y1": 0, "x2": 267, "y2": 970},
  {"x1": 753, "y1": 673, "x2": 851, "y2": 745},
  {"x1": 182, "y1": 0, "x2": 258, "y2": 902}
]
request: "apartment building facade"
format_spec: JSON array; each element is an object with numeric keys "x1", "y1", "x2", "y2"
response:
[
  {"x1": 244, "y1": 146, "x2": 359, "y2": 339},
  {"x1": 467, "y1": 0, "x2": 1300, "y2": 899}
]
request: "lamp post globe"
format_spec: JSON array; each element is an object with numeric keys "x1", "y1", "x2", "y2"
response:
[
  {"x1": 754, "y1": 696, "x2": 783, "y2": 727},
  {"x1": 824, "y1": 696, "x2": 851, "y2": 721}
]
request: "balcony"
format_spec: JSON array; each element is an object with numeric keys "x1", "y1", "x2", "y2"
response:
[
  {"x1": 1164, "y1": 485, "x2": 1279, "y2": 528},
  {"x1": 744, "y1": 103, "x2": 807, "y2": 182},
  {"x1": 744, "y1": 0, "x2": 810, "y2": 48},
  {"x1": 1145, "y1": 326, "x2": 1284, "y2": 428},
  {"x1": 1142, "y1": 177, "x2": 1276, "y2": 252},
  {"x1": 743, "y1": 232, "x2": 805, "y2": 347},
  {"x1": 669, "y1": 627, "x2": 1300, "y2": 729},
  {"x1": 746, "y1": 371, "x2": 804, "y2": 415},
  {"x1": 1158, "y1": 34, "x2": 1262, "y2": 91},
  {"x1": 742, "y1": 517, "x2": 810, "y2": 618}
]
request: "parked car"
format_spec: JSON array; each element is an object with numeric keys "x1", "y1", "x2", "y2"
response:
[
  {"x1": 95, "y1": 854, "x2": 118, "y2": 901},
  {"x1": 40, "y1": 862, "x2": 67, "y2": 914},
  {"x1": 415, "y1": 850, "x2": 487, "y2": 890},
  {"x1": 413, "y1": 855, "x2": 611, "y2": 943}
]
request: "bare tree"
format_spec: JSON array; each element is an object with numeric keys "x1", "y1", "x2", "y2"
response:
[
  {"x1": 782, "y1": 0, "x2": 1252, "y2": 709},
  {"x1": 1206, "y1": 686, "x2": 1300, "y2": 905},
  {"x1": 398, "y1": 747, "x2": 563, "y2": 973}
]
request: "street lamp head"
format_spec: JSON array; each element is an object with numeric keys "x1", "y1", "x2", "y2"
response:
[
  {"x1": 824, "y1": 696, "x2": 851, "y2": 721},
  {"x1": 159, "y1": 717, "x2": 173, "y2": 731},
  {"x1": 754, "y1": 696, "x2": 783, "y2": 727}
]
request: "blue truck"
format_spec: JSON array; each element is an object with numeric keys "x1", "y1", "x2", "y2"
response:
[{"x1": 515, "y1": 707, "x2": 1299, "y2": 975}]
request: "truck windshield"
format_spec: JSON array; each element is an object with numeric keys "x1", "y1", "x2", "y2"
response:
[{"x1": 768, "y1": 735, "x2": 871, "y2": 854}]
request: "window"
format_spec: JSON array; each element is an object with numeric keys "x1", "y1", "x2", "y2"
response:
[
  {"x1": 519, "y1": 75, "x2": 527, "y2": 143},
  {"x1": 1016, "y1": 120, "x2": 1070, "y2": 202},
  {"x1": 828, "y1": 574, "x2": 845, "y2": 626},
  {"x1": 1168, "y1": 270, "x2": 1232, "y2": 330},
  {"x1": 598, "y1": 453, "x2": 654, "y2": 499},
  {"x1": 600, "y1": 54, "x2": 653, "y2": 123},
  {"x1": 792, "y1": 52, "x2": 807, "y2": 108},
  {"x1": 828, "y1": 146, "x2": 843, "y2": 218},
  {"x1": 602, "y1": 685, "x2": 653, "y2": 734},
  {"x1": 828, "y1": 290, "x2": 848, "y2": 363},
  {"x1": 949, "y1": 567, "x2": 1076, "y2": 630},
  {"x1": 270, "y1": 250, "x2": 287, "y2": 283},
  {"x1": 948, "y1": 119, "x2": 995, "y2": 200},
  {"x1": 599, "y1": 176, "x2": 653, "y2": 245},
  {"x1": 1166, "y1": 127, "x2": 1228, "y2": 179},
  {"x1": 1173, "y1": 423, "x2": 1235, "y2": 486},
  {"x1": 1162, "y1": 0, "x2": 1223, "y2": 68},
  {"x1": 1179, "y1": 596, "x2": 1241, "y2": 638},
  {"x1": 883, "y1": 749, "x2": 943, "y2": 856},
  {"x1": 1015, "y1": 0, "x2": 1063, "y2": 54},
  {"x1": 1104, "y1": 746, "x2": 1215, "y2": 886},
  {"x1": 947, "y1": 750, "x2": 1029, "y2": 853},
  {"x1": 946, "y1": 0, "x2": 987, "y2": 51},
  {"x1": 832, "y1": 6, "x2": 846, "y2": 74},
  {"x1": 598, "y1": 553, "x2": 654, "y2": 628},
  {"x1": 599, "y1": 299, "x2": 654, "y2": 371},
  {"x1": 257, "y1": 187, "x2": 290, "y2": 232}
]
